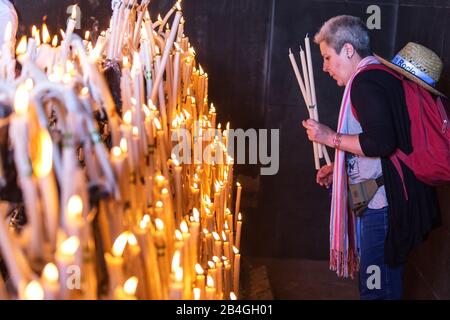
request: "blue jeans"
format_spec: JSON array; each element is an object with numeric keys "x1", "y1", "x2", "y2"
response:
[{"x1": 357, "y1": 207, "x2": 404, "y2": 300}]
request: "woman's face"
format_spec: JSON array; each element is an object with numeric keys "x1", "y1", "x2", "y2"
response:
[{"x1": 319, "y1": 41, "x2": 354, "y2": 86}]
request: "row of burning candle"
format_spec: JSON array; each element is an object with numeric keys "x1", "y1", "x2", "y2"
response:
[{"x1": 0, "y1": 1, "x2": 244, "y2": 300}]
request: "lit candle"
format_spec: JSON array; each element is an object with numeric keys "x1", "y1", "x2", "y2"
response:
[
  {"x1": 233, "y1": 246, "x2": 241, "y2": 296},
  {"x1": 235, "y1": 213, "x2": 243, "y2": 250},
  {"x1": 19, "y1": 280, "x2": 44, "y2": 300},
  {"x1": 212, "y1": 256, "x2": 223, "y2": 299},
  {"x1": 212, "y1": 231, "x2": 222, "y2": 258},
  {"x1": 195, "y1": 263, "x2": 206, "y2": 299},
  {"x1": 169, "y1": 250, "x2": 183, "y2": 300},
  {"x1": 205, "y1": 275, "x2": 216, "y2": 300},
  {"x1": 234, "y1": 182, "x2": 242, "y2": 226},
  {"x1": 56, "y1": 234, "x2": 80, "y2": 299},
  {"x1": 104, "y1": 232, "x2": 128, "y2": 297},
  {"x1": 41, "y1": 263, "x2": 59, "y2": 300},
  {"x1": 114, "y1": 276, "x2": 138, "y2": 300}
]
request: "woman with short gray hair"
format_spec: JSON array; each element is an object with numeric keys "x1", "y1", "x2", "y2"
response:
[{"x1": 302, "y1": 15, "x2": 441, "y2": 300}]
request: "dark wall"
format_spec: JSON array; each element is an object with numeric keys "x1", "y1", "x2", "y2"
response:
[{"x1": 13, "y1": 0, "x2": 450, "y2": 299}]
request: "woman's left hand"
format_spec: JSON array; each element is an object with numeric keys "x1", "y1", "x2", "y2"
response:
[{"x1": 302, "y1": 119, "x2": 335, "y2": 146}]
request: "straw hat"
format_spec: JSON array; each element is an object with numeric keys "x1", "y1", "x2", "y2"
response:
[{"x1": 374, "y1": 42, "x2": 445, "y2": 97}]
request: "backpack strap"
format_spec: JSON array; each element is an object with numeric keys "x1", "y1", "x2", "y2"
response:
[{"x1": 355, "y1": 64, "x2": 410, "y2": 200}]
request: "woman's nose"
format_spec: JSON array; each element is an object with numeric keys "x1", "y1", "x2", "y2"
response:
[{"x1": 323, "y1": 62, "x2": 327, "y2": 72}]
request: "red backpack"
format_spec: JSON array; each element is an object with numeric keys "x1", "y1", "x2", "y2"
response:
[{"x1": 359, "y1": 64, "x2": 450, "y2": 197}]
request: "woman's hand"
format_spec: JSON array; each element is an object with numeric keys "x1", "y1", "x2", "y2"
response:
[
  {"x1": 316, "y1": 163, "x2": 334, "y2": 188},
  {"x1": 302, "y1": 119, "x2": 335, "y2": 146}
]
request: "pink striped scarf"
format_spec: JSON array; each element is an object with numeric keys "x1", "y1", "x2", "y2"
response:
[{"x1": 330, "y1": 56, "x2": 380, "y2": 278}]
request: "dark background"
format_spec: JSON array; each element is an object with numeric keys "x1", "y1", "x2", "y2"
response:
[{"x1": 12, "y1": 0, "x2": 450, "y2": 299}]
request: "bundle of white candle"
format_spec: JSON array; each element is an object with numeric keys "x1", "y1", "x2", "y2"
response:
[
  {"x1": 289, "y1": 35, "x2": 331, "y2": 170},
  {"x1": 0, "y1": 1, "x2": 244, "y2": 300}
]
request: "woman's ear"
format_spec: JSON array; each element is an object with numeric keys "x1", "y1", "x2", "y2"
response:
[{"x1": 342, "y1": 43, "x2": 355, "y2": 59}]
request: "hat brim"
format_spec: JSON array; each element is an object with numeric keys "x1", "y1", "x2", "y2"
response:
[{"x1": 374, "y1": 54, "x2": 446, "y2": 97}]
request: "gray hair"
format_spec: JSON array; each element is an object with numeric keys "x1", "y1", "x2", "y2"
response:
[{"x1": 314, "y1": 15, "x2": 371, "y2": 57}]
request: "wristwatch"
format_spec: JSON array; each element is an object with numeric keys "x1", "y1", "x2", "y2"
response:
[{"x1": 332, "y1": 132, "x2": 342, "y2": 149}]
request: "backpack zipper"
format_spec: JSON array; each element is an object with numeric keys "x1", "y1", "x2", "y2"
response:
[{"x1": 437, "y1": 97, "x2": 448, "y2": 134}]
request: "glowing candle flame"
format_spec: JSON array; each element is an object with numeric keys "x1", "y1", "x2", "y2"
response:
[
  {"x1": 123, "y1": 277, "x2": 138, "y2": 296},
  {"x1": 175, "y1": 267, "x2": 183, "y2": 282},
  {"x1": 42, "y1": 263, "x2": 59, "y2": 283},
  {"x1": 153, "y1": 118, "x2": 162, "y2": 130},
  {"x1": 16, "y1": 36, "x2": 28, "y2": 56},
  {"x1": 127, "y1": 233, "x2": 137, "y2": 246},
  {"x1": 206, "y1": 275, "x2": 214, "y2": 287},
  {"x1": 123, "y1": 110, "x2": 132, "y2": 125},
  {"x1": 233, "y1": 246, "x2": 239, "y2": 255},
  {"x1": 112, "y1": 232, "x2": 128, "y2": 257},
  {"x1": 67, "y1": 194, "x2": 83, "y2": 219},
  {"x1": 33, "y1": 129, "x2": 53, "y2": 178},
  {"x1": 155, "y1": 218, "x2": 164, "y2": 231},
  {"x1": 180, "y1": 221, "x2": 189, "y2": 233},
  {"x1": 212, "y1": 232, "x2": 220, "y2": 241},
  {"x1": 192, "y1": 208, "x2": 200, "y2": 222},
  {"x1": 42, "y1": 23, "x2": 50, "y2": 44},
  {"x1": 171, "y1": 250, "x2": 181, "y2": 273},
  {"x1": 119, "y1": 138, "x2": 128, "y2": 153},
  {"x1": 230, "y1": 292, "x2": 237, "y2": 300},
  {"x1": 195, "y1": 264, "x2": 204, "y2": 275},
  {"x1": 60, "y1": 236, "x2": 80, "y2": 256},
  {"x1": 24, "y1": 281, "x2": 44, "y2": 300},
  {"x1": 193, "y1": 288, "x2": 201, "y2": 300}
]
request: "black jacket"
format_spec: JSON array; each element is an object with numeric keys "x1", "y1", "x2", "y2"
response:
[{"x1": 351, "y1": 68, "x2": 442, "y2": 267}]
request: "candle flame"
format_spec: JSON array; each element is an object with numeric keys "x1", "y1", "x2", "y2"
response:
[
  {"x1": 132, "y1": 126, "x2": 139, "y2": 137},
  {"x1": 161, "y1": 188, "x2": 169, "y2": 195},
  {"x1": 34, "y1": 29, "x2": 41, "y2": 46},
  {"x1": 42, "y1": 23, "x2": 50, "y2": 44},
  {"x1": 112, "y1": 232, "x2": 128, "y2": 257},
  {"x1": 123, "y1": 56, "x2": 130, "y2": 68},
  {"x1": 212, "y1": 232, "x2": 220, "y2": 241},
  {"x1": 238, "y1": 212, "x2": 242, "y2": 221},
  {"x1": 204, "y1": 207, "x2": 211, "y2": 215},
  {"x1": 230, "y1": 292, "x2": 237, "y2": 300},
  {"x1": 32, "y1": 25, "x2": 37, "y2": 37},
  {"x1": 206, "y1": 275, "x2": 214, "y2": 287},
  {"x1": 171, "y1": 250, "x2": 181, "y2": 272},
  {"x1": 16, "y1": 36, "x2": 28, "y2": 56},
  {"x1": 123, "y1": 277, "x2": 138, "y2": 296},
  {"x1": 112, "y1": 146, "x2": 122, "y2": 158},
  {"x1": 180, "y1": 221, "x2": 188, "y2": 233},
  {"x1": 42, "y1": 263, "x2": 59, "y2": 283},
  {"x1": 157, "y1": 14, "x2": 163, "y2": 23},
  {"x1": 32, "y1": 129, "x2": 53, "y2": 178},
  {"x1": 24, "y1": 280, "x2": 44, "y2": 300},
  {"x1": 153, "y1": 118, "x2": 162, "y2": 130},
  {"x1": 119, "y1": 138, "x2": 128, "y2": 153},
  {"x1": 60, "y1": 29, "x2": 66, "y2": 40},
  {"x1": 195, "y1": 264, "x2": 204, "y2": 275},
  {"x1": 202, "y1": 228, "x2": 209, "y2": 235},
  {"x1": 127, "y1": 233, "x2": 138, "y2": 246},
  {"x1": 60, "y1": 236, "x2": 80, "y2": 256},
  {"x1": 193, "y1": 288, "x2": 201, "y2": 300},
  {"x1": 67, "y1": 194, "x2": 83, "y2": 219},
  {"x1": 155, "y1": 218, "x2": 164, "y2": 231},
  {"x1": 156, "y1": 175, "x2": 165, "y2": 183},
  {"x1": 14, "y1": 84, "x2": 29, "y2": 116},
  {"x1": 192, "y1": 208, "x2": 200, "y2": 222},
  {"x1": 208, "y1": 261, "x2": 215, "y2": 269},
  {"x1": 212, "y1": 256, "x2": 220, "y2": 263},
  {"x1": 123, "y1": 110, "x2": 132, "y2": 125},
  {"x1": 222, "y1": 231, "x2": 227, "y2": 241},
  {"x1": 130, "y1": 97, "x2": 136, "y2": 106},
  {"x1": 66, "y1": 60, "x2": 75, "y2": 74},
  {"x1": 204, "y1": 195, "x2": 212, "y2": 205},
  {"x1": 142, "y1": 104, "x2": 150, "y2": 117},
  {"x1": 224, "y1": 221, "x2": 229, "y2": 230},
  {"x1": 84, "y1": 31, "x2": 90, "y2": 41},
  {"x1": 148, "y1": 99, "x2": 157, "y2": 110},
  {"x1": 156, "y1": 200, "x2": 163, "y2": 208},
  {"x1": 175, "y1": 267, "x2": 183, "y2": 282},
  {"x1": 175, "y1": 229, "x2": 182, "y2": 241},
  {"x1": 233, "y1": 246, "x2": 239, "y2": 255}
]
